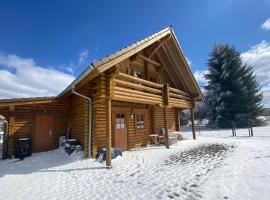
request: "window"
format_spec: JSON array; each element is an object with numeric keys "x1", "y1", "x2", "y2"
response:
[
  {"x1": 136, "y1": 114, "x2": 145, "y2": 129},
  {"x1": 116, "y1": 114, "x2": 125, "y2": 129}
]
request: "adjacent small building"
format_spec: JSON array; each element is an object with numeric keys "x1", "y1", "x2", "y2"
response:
[{"x1": 0, "y1": 27, "x2": 203, "y2": 165}]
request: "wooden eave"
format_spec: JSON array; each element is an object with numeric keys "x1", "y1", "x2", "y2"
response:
[{"x1": 0, "y1": 97, "x2": 57, "y2": 107}]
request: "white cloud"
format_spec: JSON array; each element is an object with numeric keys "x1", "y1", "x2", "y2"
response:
[
  {"x1": 78, "y1": 49, "x2": 89, "y2": 64},
  {"x1": 241, "y1": 40, "x2": 270, "y2": 107},
  {"x1": 66, "y1": 67, "x2": 74, "y2": 74},
  {"x1": 261, "y1": 19, "x2": 270, "y2": 30},
  {"x1": 0, "y1": 54, "x2": 75, "y2": 99},
  {"x1": 65, "y1": 49, "x2": 90, "y2": 74},
  {"x1": 193, "y1": 70, "x2": 208, "y2": 85},
  {"x1": 186, "y1": 57, "x2": 192, "y2": 66}
]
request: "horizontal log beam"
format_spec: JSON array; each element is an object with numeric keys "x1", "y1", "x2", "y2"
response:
[
  {"x1": 114, "y1": 86, "x2": 162, "y2": 99},
  {"x1": 117, "y1": 72, "x2": 162, "y2": 89},
  {"x1": 169, "y1": 93, "x2": 191, "y2": 101},
  {"x1": 169, "y1": 103, "x2": 192, "y2": 109},
  {"x1": 114, "y1": 79, "x2": 162, "y2": 94},
  {"x1": 112, "y1": 95, "x2": 161, "y2": 105},
  {"x1": 137, "y1": 54, "x2": 161, "y2": 67},
  {"x1": 114, "y1": 91, "x2": 162, "y2": 103},
  {"x1": 170, "y1": 100, "x2": 191, "y2": 105},
  {"x1": 169, "y1": 87, "x2": 190, "y2": 97}
]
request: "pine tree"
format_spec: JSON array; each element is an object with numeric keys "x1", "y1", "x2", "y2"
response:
[{"x1": 205, "y1": 44, "x2": 263, "y2": 128}]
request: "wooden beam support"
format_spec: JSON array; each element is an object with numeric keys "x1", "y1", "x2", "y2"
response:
[
  {"x1": 190, "y1": 99, "x2": 196, "y2": 140},
  {"x1": 9, "y1": 105, "x2": 15, "y2": 137},
  {"x1": 137, "y1": 54, "x2": 161, "y2": 67},
  {"x1": 156, "y1": 51, "x2": 179, "y2": 88},
  {"x1": 149, "y1": 35, "x2": 172, "y2": 58},
  {"x1": 106, "y1": 74, "x2": 113, "y2": 167},
  {"x1": 96, "y1": 30, "x2": 170, "y2": 73},
  {"x1": 144, "y1": 59, "x2": 149, "y2": 81},
  {"x1": 162, "y1": 83, "x2": 169, "y2": 149},
  {"x1": 162, "y1": 83, "x2": 169, "y2": 106},
  {"x1": 175, "y1": 109, "x2": 180, "y2": 132},
  {"x1": 163, "y1": 106, "x2": 169, "y2": 149},
  {"x1": 161, "y1": 45, "x2": 189, "y2": 92}
]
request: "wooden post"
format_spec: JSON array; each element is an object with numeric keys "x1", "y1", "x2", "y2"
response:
[
  {"x1": 250, "y1": 126, "x2": 254, "y2": 137},
  {"x1": 106, "y1": 74, "x2": 113, "y2": 167},
  {"x1": 191, "y1": 108, "x2": 196, "y2": 140},
  {"x1": 8, "y1": 105, "x2": 15, "y2": 156},
  {"x1": 2, "y1": 120, "x2": 8, "y2": 159},
  {"x1": 162, "y1": 83, "x2": 169, "y2": 149},
  {"x1": 9, "y1": 105, "x2": 15, "y2": 135},
  {"x1": 190, "y1": 99, "x2": 196, "y2": 140},
  {"x1": 106, "y1": 97, "x2": 112, "y2": 167},
  {"x1": 163, "y1": 106, "x2": 169, "y2": 149},
  {"x1": 175, "y1": 109, "x2": 180, "y2": 132}
]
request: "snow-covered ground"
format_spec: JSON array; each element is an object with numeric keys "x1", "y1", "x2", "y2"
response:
[{"x1": 0, "y1": 126, "x2": 270, "y2": 200}]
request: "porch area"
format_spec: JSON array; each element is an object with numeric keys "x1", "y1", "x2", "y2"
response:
[{"x1": 103, "y1": 71, "x2": 197, "y2": 166}]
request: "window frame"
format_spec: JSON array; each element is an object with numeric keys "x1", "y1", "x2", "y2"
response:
[
  {"x1": 136, "y1": 113, "x2": 145, "y2": 129},
  {"x1": 115, "y1": 113, "x2": 125, "y2": 130}
]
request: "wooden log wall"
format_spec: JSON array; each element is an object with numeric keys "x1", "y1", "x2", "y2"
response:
[
  {"x1": 0, "y1": 101, "x2": 70, "y2": 155},
  {"x1": 110, "y1": 104, "x2": 151, "y2": 149},
  {"x1": 152, "y1": 106, "x2": 177, "y2": 135},
  {"x1": 127, "y1": 108, "x2": 151, "y2": 148},
  {"x1": 70, "y1": 83, "x2": 91, "y2": 156},
  {"x1": 92, "y1": 74, "x2": 107, "y2": 157}
]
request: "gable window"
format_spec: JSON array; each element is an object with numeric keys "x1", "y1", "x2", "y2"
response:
[{"x1": 136, "y1": 114, "x2": 145, "y2": 129}]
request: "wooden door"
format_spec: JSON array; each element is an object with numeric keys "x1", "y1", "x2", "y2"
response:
[
  {"x1": 114, "y1": 113, "x2": 127, "y2": 149},
  {"x1": 35, "y1": 116, "x2": 53, "y2": 152}
]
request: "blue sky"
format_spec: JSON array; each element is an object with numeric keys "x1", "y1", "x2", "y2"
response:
[{"x1": 0, "y1": 0, "x2": 270, "y2": 106}]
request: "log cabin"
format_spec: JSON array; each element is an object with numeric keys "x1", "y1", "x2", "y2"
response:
[{"x1": 0, "y1": 27, "x2": 203, "y2": 166}]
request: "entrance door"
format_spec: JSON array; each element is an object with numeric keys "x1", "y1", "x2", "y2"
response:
[
  {"x1": 35, "y1": 116, "x2": 53, "y2": 152},
  {"x1": 114, "y1": 113, "x2": 127, "y2": 149}
]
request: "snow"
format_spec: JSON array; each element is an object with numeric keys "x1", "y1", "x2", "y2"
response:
[
  {"x1": 0, "y1": 126, "x2": 270, "y2": 199},
  {"x1": 0, "y1": 131, "x2": 2, "y2": 159}
]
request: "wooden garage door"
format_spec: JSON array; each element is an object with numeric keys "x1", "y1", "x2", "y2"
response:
[{"x1": 35, "y1": 116, "x2": 53, "y2": 152}]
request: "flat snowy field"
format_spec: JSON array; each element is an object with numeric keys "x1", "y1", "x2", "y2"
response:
[{"x1": 0, "y1": 126, "x2": 270, "y2": 200}]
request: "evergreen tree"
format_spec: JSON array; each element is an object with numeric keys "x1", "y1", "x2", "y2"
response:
[{"x1": 205, "y1": 44, "x2": 263, "y2": 128}]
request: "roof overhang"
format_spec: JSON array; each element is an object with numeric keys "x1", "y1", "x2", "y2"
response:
[{"x1": 0, "y1": 97, "x2": 57, "y2": 107}]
